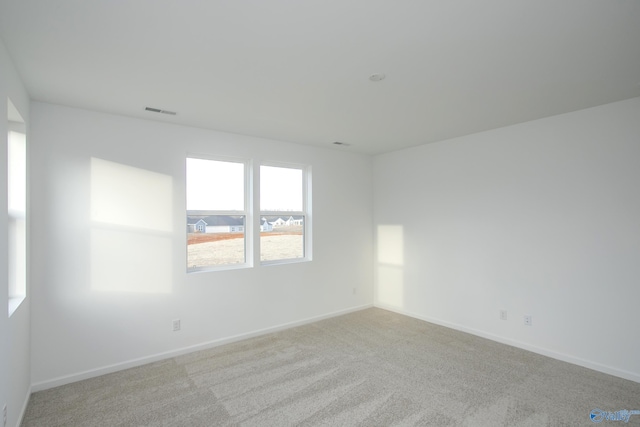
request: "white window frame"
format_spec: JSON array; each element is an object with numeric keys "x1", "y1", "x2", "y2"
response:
[
  {"x1": 8, "y1": 117, "x2": 27, "y2": 316},
  {"x1": 186, "y1": 155, "x2": 253, "y2": 273},
  {"x1": 186, "y1": 156, "x2": 312, "y2": 272},
  {"x1": 259, "y1": 162, "x2": 312, "y2": 266}
]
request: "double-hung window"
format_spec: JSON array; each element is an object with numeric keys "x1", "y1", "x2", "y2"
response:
[
  {"x1": 260, "y1": 164, "x2": 308, "y2": 264},
  {"x1": 186, "y1": 158, "x2": 310, "y2": 272},
  {"x1": 186, "y1": 157, "x2": 248, "y2": 271},
  {"x1": 8, "y1": 99, "x2": 27, "y2": 316}
]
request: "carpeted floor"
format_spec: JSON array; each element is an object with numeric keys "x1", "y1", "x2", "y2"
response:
[{"x1": 22, "y1": 308, "x2": 640, "y2": 426}]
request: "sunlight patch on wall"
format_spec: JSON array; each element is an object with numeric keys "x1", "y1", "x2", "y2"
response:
[
  {"x1": 90, "y1": 158, "x2": 173, "y2": 293},
  {"x1": 377, "y1": 225, "x2": 404, "y2": 266},
  {"x1": 91, "y1": 229, "x2": 172, "y2": 293},
  {"x1": 377, "y1": 265, "x2": 404, "y2": 308},
  {"x1": 91, "y1": 158, "x2": 172, "y2": 232},
  {"x1": 377, "y1": 225, "x2": 405, "y2": 308}
]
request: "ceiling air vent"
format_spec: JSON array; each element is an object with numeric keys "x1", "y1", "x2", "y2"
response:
[{"x1": 145, "y1": 106, "x2": 177, "y2": 115}]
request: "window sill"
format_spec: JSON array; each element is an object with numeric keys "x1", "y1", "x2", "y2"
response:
[
  {"x1": 187, "y1": 263, "x2": 250, "y2": 274},
  {"x1": 8, "y1": 295, "x2": 26, "y2": 317},
  {"x1": 261, "y1": 257, "x2": 311, "y2": 267}
]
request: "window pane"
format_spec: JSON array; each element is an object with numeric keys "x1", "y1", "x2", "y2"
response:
[
  {"x1": 187, "y1": 158, "x2": 244, "y2": 211},
  {"x1": 8, "y1": 130, "x2": 26, "y2": 311},
  {"x1": 187, "y1": 214, "x2": 245, "y2": 269},
  {"x1": 260, "y1": 216, "x2": 304, "y2": 262},
  {"x1": 186, "y1": 157, "x2": 246, "y2": 270},
  {"x1": 8, "y1": 131, "x2": 26, "y2": 214},
  {"x1": 260, "y1": 165, "x2": 305, "y2": 262},
  {"x1": 260, "y1": 166, "x2": 302, "y2": 211}
]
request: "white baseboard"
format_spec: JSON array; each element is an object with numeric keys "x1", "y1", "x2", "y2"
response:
[
  {"x1": 15, "y1": 386, "x2": 31, "y2": 427},
  {"x1": 31, "y1": 303, "x2": 373, "y2": 392},
  {"x1": 375, "y1": 303, "x2": 640, "y2": 384}
]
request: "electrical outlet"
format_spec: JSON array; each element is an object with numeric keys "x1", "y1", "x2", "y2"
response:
[
  {"x1": 172, "y1": 319, "x2": 181, "y2": 332},
  {"x1": 524, "y1": 315, "x2": 532, "y2": 326},
  {"x1": 352, "y1": 287, "x2": 357, "y2": 295},
  {"x1": 500, "y1": 310, "x2": 508, "y2": 320}
]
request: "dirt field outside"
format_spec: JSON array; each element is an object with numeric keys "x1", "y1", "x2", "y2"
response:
[{"x1": 188, "y1": 226, "x2": 303, "y2": 268}]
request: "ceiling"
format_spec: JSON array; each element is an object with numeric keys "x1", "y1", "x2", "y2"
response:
[{"x1": 1, "y1": 1, "x2": 639, "y2": 155}]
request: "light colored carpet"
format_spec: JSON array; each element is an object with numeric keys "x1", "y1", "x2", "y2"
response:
[{"x1": 22, "y1": 308, "x2": 640, "y2": 426}]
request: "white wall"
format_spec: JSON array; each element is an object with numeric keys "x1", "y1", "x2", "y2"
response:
[
  {"x1": 373, "y1": 97, "x2": 640, "y2": 382},
  {"x1": 30, "y1": 102, "x2": 373, "y2": 389},
  {"x1": 0, "y1": 37, "x2": 31, "y2": 427}
]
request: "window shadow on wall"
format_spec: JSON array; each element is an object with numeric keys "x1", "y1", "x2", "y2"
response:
[{"x1": 90, "y1": 158, "x2": 173, "y2": 293}]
